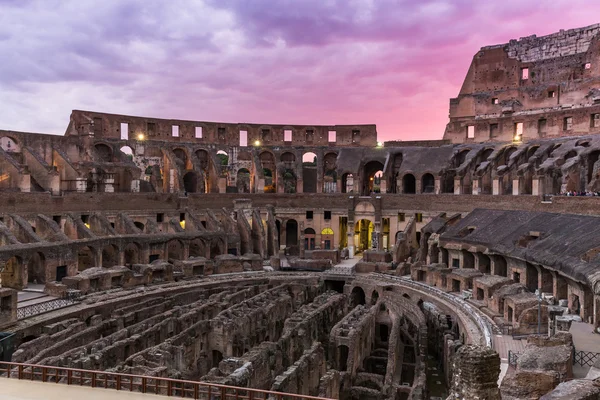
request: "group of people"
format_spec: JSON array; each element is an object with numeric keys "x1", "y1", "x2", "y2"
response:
[{"x1": 559, "y1": 190, "x2": 600, "y2": 196}]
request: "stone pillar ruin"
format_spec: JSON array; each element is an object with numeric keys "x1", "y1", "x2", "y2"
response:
[
  {"x1": 454, "y1": 177, "x2": 461, "y2": 195},
  {"x1": 492, "y1": 178, "x2": 500, "y2": 195},
  {"x1": 512, "y1": 178, "x2": 520, "y2": 195},
  {"x1": 446, "y1": 345, "x2": 501, "y2": 400}
]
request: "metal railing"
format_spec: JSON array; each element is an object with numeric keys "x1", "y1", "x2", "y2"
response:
[
  {"x1": 370, "y1": 273, "x2": 494, "y2": 348},
  {"x1": 0, "y1": 362, "x2": 333, "y2": 400},
  {"x1": 573, "y1": 349, "x2": 600, "y2": 367},
  {"x1": 17, "y1": 291, "x2": 82, "y2": 320}
]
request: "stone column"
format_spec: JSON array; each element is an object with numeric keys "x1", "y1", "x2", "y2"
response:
[
  {"x1": 512, "y1": 178, "x2": 520, "y2": 195},
  {"x1": 299, "y1": 222, "x2": 305, "y2": 258},
  {"x1": 454, "y1": 178, "x2": 462, "y2": 195},
  {"x1": 472, "y1": 179, "x2": 480, "y2": 195},
  {"x1": 416, "y1": 177, "x2": 422, "y2": 194},
  {"x1": 434, "y1": 178, "x2": 441, "y2": 194},
  {"x1": 347, "y1": 223, "x2": 355, "y2": 259},
  {"x1": 532, "y1": 177, "x2": 541, "y2": 196},
  {"x1": 447, "y1": 345, "x2": 501, "y2": 400},
  {"x1": 492, "y1": 178, "x2": 500, "y2": 195}
]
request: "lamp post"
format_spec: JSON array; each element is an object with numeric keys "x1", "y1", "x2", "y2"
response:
[{"x1": 535, "y1": 288, "x2": 542, "y2": 334}]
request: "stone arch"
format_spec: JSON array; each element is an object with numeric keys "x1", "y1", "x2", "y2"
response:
[
  {"x1": 167, "y1": 239, "x2": 185, "y2": 261},
  {"x1": 302, "y1": 152, "x2": 318, "y2": 193},
  {"x1": 195, "y1": 149, "x2": 210, "y2": 170},
  {"x1": 493, "y1": 255, "x2": 507, "y2": 277},
  {"x1": 119, "y1": 146, "x2": 133, "y2": 158},
  {"x1": 354, "y1": 218, "x2": 374, "y2": 251},
  {"x1": 210, "y1": 238, "x2": 224, "y2": 258},
  {"x1": 27, "y1": 252, "x2": 46, "y2": 284},
  {"x1": 78, "y1": 246, "x2": 96, "y2": 271},
  {"x1": 183, "y1": 171, "x2": 199, "y2": 193},
  {"x1": 173, "y1": 148, "x2": 188, "y2": 166},
  {"x1": 421, "y1": 173, "x2": 435, "y2": 193},
  {"x1": 363, "y1": 160, "x2": 384, "y2": 195},
  {"x1": 123, "y1": 242, "x2": 141, "y2": 265},
  {"x1": 0, "y1": 255, "x2": 24, "y2": 289},
  {"x1": 350, "y1": 286, "x2": 366, "y2": 307},
  {"x1": 587, "y1": 149, "x2": 600, "y2": 188},
  {"x1": 189, "y1": 238, "x2": 206, "y2": 257},
  {"x1": 94, "y1": 143, "x2": 113, "y2": 162},
  {"x1": 403, "y1": 173, "x2": 416, "y2": 194},
  {"x1": 502, "y1": 146, "x2": 518, "y2": 166},
  {"x1": 453, "y1": 149, "x2": 470, "y2": 168},
  {"x1": 260, "y1": 151, "x2": 277, "y2": 192},
  {"x1": 323, "y1": 152, "x2": 338, "y2": 193},
  {"x1": 134, "y1": 221, "x2": 145, "y2": 232},
  {"x1": 371, "y1": 289, "x2": 379, "y2": 305},
  {"x1": 102, "y1": 244, "x2": 119, "y2": 267},
  {"x1": 236, "y1": 168, "x2": 251, "y2": 193}
]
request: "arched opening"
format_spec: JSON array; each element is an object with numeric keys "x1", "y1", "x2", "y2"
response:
[
  {"x1": 216, "y1": 150, "x2": 229, "y2": 167},
  {"x1": 403, "y1": 174, "x2": 416, "y2": 194},
  {"x1": 321, "y1": 227, "x2": 334, "y2": 250},
  {"x1": 502, "y1": 147, "x2": 517, "y2": 166},
  {"x1": 0, "y1": 136, "x2": 20, "y2": 153},
  {"x1": 338, "y1": 345, "x2": 349, "y2": 371},
  {"x1": 350, "y1": 286, "x2": 366, "y2": 307},
  {"x1": 263, "y1": 168, "x2": 275, "y2": 192},
  {"x1": 119, "y1": 146, "x2": 133, "y2": 161},
  {"x1": 354, "y1": 219, "x2": 374, "y2": 253},
  {"x1": 27, "y1": 252, "x2": 46, "y2": 285},
  {"x1": 493, "y1": 255, "x2": 507, "y2": 277},
  {"x1": 342, "y1": 173, "x2": 354, "y2": 193},
  {"x1": 123, "y1": 243, "x2": 141, "y2": 265},
  {"x1": 78, "y1": 246, "x2": 95, "y2": 271},
  {"x1": 302, "y1": 152, "x2": 317, "y2": 193},
  {"x1": 134, "y1": 221, "x2": 145, "y2": 232},
  {"x1": 0, "y1": 256, "x2": 24, "y2": 289},
  {"x1": 323, "y1": 152, "x2": 338, "y2": 193},
  {"x1": 210, "y1": 238, "x2": 224, "y2": 258},
  {"x1": 195, "y1": 149, "x2": 210, "y2": 170},
  {"x1": 189, "y1": 238, "x2": 205, "y2": 257},
  {"x1": 286, "y1": 219, "x2": 298, "y2": 249},
  {"x1": 94, "y1": 143, "x2": 113, "y2": 162},
  {"x1": 102, "y1": 244, "x2": 119, "y2": 267},
  {"x1": 236, "y1": 168, "x2": 251, "y2": 193},
  {"x1": 421, "y1": 173, "x2": 435, "y2": 193},
  {"x1": 167, "y1": 239, "x2": 184, "y2": 261},
  {"x1": 478, "y1": 253, "x2": 491, "y2": 274},
  {"x1": 371, "y1": 290, "x2": 379, "y2": 305},
  {"x1": 304, "y1": 228, "x2": 316, "y2": 250},
  {"x1": 526, "y1": 263, "x2": 539, "y2": 292},
  {"x1": 363, "y1": 161, "x2": 384, "y2": 195},
  {"x1": 183, "y1": 171, "x2": 199, "y2": 193},
  {"x1": 173, "y1": 148, "x2": 187, "y2": 165},
  {"x1": 453, "y1": 149, "x2": 470, "y2": 168}
]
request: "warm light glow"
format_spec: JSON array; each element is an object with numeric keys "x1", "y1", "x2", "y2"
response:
[
  {"x1": 180, "y1": 220, "x2": 185, "y2": 229},
  {"x1": 84, "y1": 223, "x2": 90, "y2": 229},
  {"x1": 370, "y1": 177, "x2": 374, "y2": 181},
  {"x1": 137, "y1": 133, "x2": 145, "y2": 141},
  {"x1": 377, "y1": 141, "x2": 383, "y2": 147},
  {"x1": 254, "y1": 140, "x2": 261, "y2": 146}
]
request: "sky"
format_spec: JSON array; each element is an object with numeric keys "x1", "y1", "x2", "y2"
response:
[{"x1": 1, "y1": 1, "x2": 600, "y2": 141}]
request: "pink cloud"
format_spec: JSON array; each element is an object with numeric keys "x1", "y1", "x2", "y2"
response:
[{"x1": 0, "y1": 0, "x2": 599, "y2": 141}]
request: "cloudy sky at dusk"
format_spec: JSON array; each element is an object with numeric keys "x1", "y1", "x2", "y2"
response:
[{"x1": 1, "y1": 1, "x2": 600, "y2": 141}]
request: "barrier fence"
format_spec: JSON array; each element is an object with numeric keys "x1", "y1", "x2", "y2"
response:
[
  {"x1": 0, "y1": 362, "x2": 334, "y2": 400},
  {"x1": 17, "y1": 290, "x2": 82, "y2": 320}
]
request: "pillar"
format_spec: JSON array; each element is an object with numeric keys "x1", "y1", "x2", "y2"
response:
[
  {"x1": 532, "y1": 177, "x2": 541, "y2": 196},
  {"x1": 347, "y1": 223, "x2": 355, "y2": 259},
  {"x1": 472, "y1": 179, "x2": 480, "y2": 195},
  {"x1": 492, "y1": 178, "x2": 500, "y2": 195},
  {"x1": 434, "y1": 178, "x2": 441, "y2": 194},
  {"x1": 512, "y1": 178, "x2": 520, "y2": 195},
  {"x1": 447, "y1": 345, "x2": 501, "y2": 400},
  {"x1": 454, "y1": 178, "x2": 462, "y2": 195}
]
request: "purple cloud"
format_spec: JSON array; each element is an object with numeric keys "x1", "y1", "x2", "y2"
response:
[{"x1": 0, "y1": 0, "x2": 599, "y2": 140}]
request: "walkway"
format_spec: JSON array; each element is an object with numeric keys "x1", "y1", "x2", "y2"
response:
[{"x1": 1, "y1": 378, "x2": 166, "y2": 400}]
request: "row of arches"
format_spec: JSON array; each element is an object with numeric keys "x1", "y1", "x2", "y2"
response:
[{"x1": 0, "y1": 237, "x2": 227, "y2": 290}]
